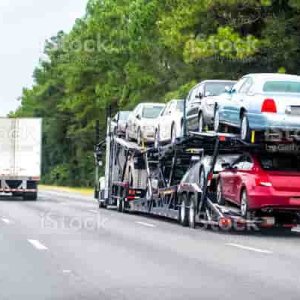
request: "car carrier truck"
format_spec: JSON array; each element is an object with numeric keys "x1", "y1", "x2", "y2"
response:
[{"x1": 0, "y1": 118, "x2": 42, "y2": 200}]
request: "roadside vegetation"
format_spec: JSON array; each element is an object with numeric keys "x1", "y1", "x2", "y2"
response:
[{"x1": 12, "y1": 0, "x2": 300, "y2": 186}]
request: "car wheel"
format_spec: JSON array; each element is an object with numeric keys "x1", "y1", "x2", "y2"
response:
[
  {"x1": 241, "y1": 114, "x2": 250, "y2": 141},
  {"x1": 198, "y1": 113, "x2": 205, "y2": 133},
  {"x1": 137, "y1": 128, "x2": 142, "y2": 146},
  {"x1": 125, "y1": 127, "x2": 130, "y2": 141},
  {"x1": 179, "y1": 194, "x2": 189, "y2": 227},
  {"x1": 189, "y1": 194, "x2": 197, "y2": 228},
  {"x1": 199, "y1": 167, "x2": 206, "y2": 192},
  {"x1": 216, "y1": 179, "x2": 225, "y2": 205},
  {"x1": 154, "y1": 129, "x2": 160, "y2": 149},
  {"x1": 214, "y1": 107, "x2": 221, "y2": 132},
  {"x1": 171, "y1": 124, "x2": 177, "y2": 144},
  {"x1": 240, "y1": 189, "x2": 249, "y2": 218}
]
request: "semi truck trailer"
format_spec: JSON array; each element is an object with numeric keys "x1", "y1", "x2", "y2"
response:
[{"x1": 0, "y1": 118, "x2": 42, "y2": 200}]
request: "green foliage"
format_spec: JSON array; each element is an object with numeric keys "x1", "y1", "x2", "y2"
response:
[{"x1": 14, "y1": 0, "x2": 300, "y2": 186}]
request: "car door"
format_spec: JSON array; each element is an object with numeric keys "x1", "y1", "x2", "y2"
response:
[
  {"x1": 220, "y1": 77, "x2": 247, "y2": 126},
  {"x1": 221, "y1": 156, "x2": 245, "y2": 203},
  {"x1": 186, "y1": 85, "x2": 202, "y2": 131},
  {"x1": 128, "y1": 105, "x2": 140, "y2": 138},
  {"x1": 159, "y1": 102, "x2": 172, "y2": 141},
  {"x1": 228, "y1": 77, "x2": 252, "y2": 126}
]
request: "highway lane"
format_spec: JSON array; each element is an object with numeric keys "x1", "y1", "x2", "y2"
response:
[{"x1": 0, "y1": 189, "x2": 300, "y2": 299}]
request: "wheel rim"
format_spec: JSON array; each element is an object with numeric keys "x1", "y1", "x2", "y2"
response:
[
  {"x1": 171, "y1": 126, "x2": 176, "y2": 144},
  {"x1": 181, "y1": 200, "x2": 186, "y2": 222},
  {"x1": 154, "y1": 130, "x2": 159, "y2": 148},
  {"x1": 217, "y1": 182, "x2": 222, "y2": 204},
  {"x1": 189, "y1": 198, "x2": 195, "y2": 225},
  {"x1": 241, "y1": 191, "x2": 248, "y2": 216},
  {"x1": 199, "y1": 169, "x2": 205, "y2": 190},
  {"x1": 214, "y1": 110, "x2": 220, "y2": 132},
  {"x1": 241, "y1": 116, "x2": 247, "y2": 140},
  {"x1": 199, "y1": 115, "x2": 203, "y2": 132}
]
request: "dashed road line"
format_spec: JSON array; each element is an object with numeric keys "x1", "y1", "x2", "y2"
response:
[
  {"x1": 1, "y1": 218, "x2": 11, "y2": 224},
  {"x1": 135, "y1": 221, "x2": 156, "y2": 228},
  {"x1": 28, "y1": 239, "x2": 48, "y2": 251},
  {"x1": 88, "y1": 209, "x2": 99, "y2": 214},
  {"x1": 226, "y1": 243, "x2": 273, "y2": 254}
]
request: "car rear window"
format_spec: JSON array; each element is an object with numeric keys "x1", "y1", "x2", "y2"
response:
[
  {"x1": 259, "y1": 155, "x2": 300, "y2": 171},
  {"x1": 263, "y1": 81, "x2": 300, "y2": 93},
  {"x1": 142, "y1": 106, "x2": 164, "y2": 118}
]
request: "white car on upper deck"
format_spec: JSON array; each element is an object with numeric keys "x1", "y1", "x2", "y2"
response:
[
  {"x1": 155, "y1": 99, "x2": 184, "y2": 146},
  {"x1": 125, "y1": 103, "x2": 165, "y2": 145}
]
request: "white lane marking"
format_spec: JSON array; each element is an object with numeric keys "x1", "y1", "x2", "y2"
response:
[
  {"x1": 1, "y1": 218, "x2": 11, "y2": 224},
  {"x1": 88, "y1": 209, "x2": 99, "y2": 214},
  {"x1": 28, "y1": 239, "x2": 48, "y2": 251},
  {"x1": 226, "y1": 243, "x2": 273, "y2": 254},
  {"x1": 62, "y1": 270, "x2": 72, "y2": 274},
  {"x1": 135, "y1": 221, "x2": 156, "y2": 228}
]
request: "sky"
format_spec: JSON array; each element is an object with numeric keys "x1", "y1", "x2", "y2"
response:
[{"x1": 0, "y1": 0, "x2": 88, "y2": 116}]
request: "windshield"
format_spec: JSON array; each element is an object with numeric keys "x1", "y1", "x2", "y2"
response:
[
  {"x1": 142, "y1": 106, "x2": 164, "y2": 118},
  {"x1": 205, "y1": 82, "x2": 235, "y2": 96},
  {"x1": 118, "y1": 111, "x2": 131, "y2": 121},
  {"x1": 176, "y1": 101, "x2": 184, "y2": 112},
  {"x1": 263, "y1": 81, "x2": 300, "y2": 93},
  {"x1": 259, "y1": 155, "x2": 300, "y2": 171}
]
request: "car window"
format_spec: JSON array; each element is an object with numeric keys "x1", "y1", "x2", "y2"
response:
[
  {"x1": 239, "y1": 78, "x2": 253, "y2": 94},
  {"x1": 162, "y1": 102, "x2": 172, "y2": 116},
  {"x1": 204, "y1": 82, "x2": 235, "y2": 96},
  {"x1": 190, "y1": 86, "x2": 200, "y2": 103},
  {"x1": 232, "y1": 155, "x2": 253, "y2": 170},
  {"x1": 259, "y1": 155, "x2": 300, "y2": 171},
  {"x1": 119, "y1": 111, "x2": 130, "y2": 120},
  {"x1": 176, "y1": 101, "x2": 184, "y2": 112},
  {"x1": 142, "y1": 105, "x2": 164, "y2": 119},
  {"x1": 232, "y1": 77, "x2": 248, "y2": 92},
  {"x1": 263, "y1": 81, "x2": 300, "y2": 93}
]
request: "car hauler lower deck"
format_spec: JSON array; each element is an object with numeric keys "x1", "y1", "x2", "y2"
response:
[{"x1": 95, "y1": 125, "x2": 300, "y2": 232}]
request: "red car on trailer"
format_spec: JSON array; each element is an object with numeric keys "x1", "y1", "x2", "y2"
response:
[{"x1": 217, "y1": 153, "x2": 300, "y2": 221}]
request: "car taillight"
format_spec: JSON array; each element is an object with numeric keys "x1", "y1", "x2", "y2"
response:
[
  {"x1": 255, "y1": 179, "x2": 272, "y2": 187},
  {"x1": 261, "y1": 98, "x2": 277, "y2": 113}
]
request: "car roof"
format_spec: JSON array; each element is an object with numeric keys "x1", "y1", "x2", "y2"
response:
[
  {"x1": 140, "y1": 102, "x2": 165, "y2": 106},
  {"x1": 244, "y1": 73, "x2": 300, "y2": 80}
]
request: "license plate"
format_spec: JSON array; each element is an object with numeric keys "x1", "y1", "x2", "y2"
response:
[
  {"x1": 262, "y1": 217, "x2": 275, "y2": 226},
  {"x1": 291, "y1": 106, "x2": 300, "y2": 115}
]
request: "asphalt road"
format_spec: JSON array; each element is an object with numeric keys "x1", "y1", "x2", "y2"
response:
[{"x1": 0, "y1": 189, "x2": 300, "y2": 300}]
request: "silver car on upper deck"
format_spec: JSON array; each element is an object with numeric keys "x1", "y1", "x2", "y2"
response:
[{"x1": 214, "y1": 73, "x2": 300, "y2": 141}]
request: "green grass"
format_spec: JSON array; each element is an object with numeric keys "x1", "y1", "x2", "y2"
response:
[{"x1": 39, "y1": 185, "x2": 93, "y2": 196}]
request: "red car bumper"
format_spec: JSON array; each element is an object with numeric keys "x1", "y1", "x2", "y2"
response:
[{"x1": 248, "y1": 187, "x2": 300, "y2": 211}]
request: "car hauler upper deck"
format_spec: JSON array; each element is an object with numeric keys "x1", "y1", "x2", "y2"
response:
[{"x1": 95, "y1": 119, "x2": 300, "y2": 232}]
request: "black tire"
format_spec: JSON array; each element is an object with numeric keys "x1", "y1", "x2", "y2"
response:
[
  {"x1": 171, "y1": 124, "x2": 177, "y2": 144},
  {"x1": 23, "y1": 192, "x2": 37, "y2": 201},
  {"x1": 240, "y1": 189, "x2": 249, "y2": 218},
  {"x1": 198, "y1": 113, "x2": 205, "y2": 133},
  {"x1": 154, "y1": 129, "x2": 160, "y2": 149},
  {"x1": 216, "y1": 179, "x2": 225, "y2": 205},
  {"x1": 199, "y1": 167, "x2": 206, "y2": 192},
  {"x1": 189, "y1": 194, "x2": 197, "y2": 228},
  {"x1": 240, "y1": 113, "x2": 250, "y2": 141},
  {"x1": 179, "y1": 194, "x2": 189, "y2": 227},
  {"x1": 137, "y1": 128, "x2": 142, "y2": 146}
]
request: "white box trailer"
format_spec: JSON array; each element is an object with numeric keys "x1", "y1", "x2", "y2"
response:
[{"x1": 0, "y1": 118, "x2": 42, "y2": 200}]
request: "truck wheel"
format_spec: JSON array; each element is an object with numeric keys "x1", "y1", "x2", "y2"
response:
[
  {"x1": 179, "y1": 194, "x2": 189, "y2": 227},
  {"x1": 189, "y1": 194, "x2": 197, "y2": 228},
  {"x1": 23, "y1": 192, "x2": 37, "y2": 201}
]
